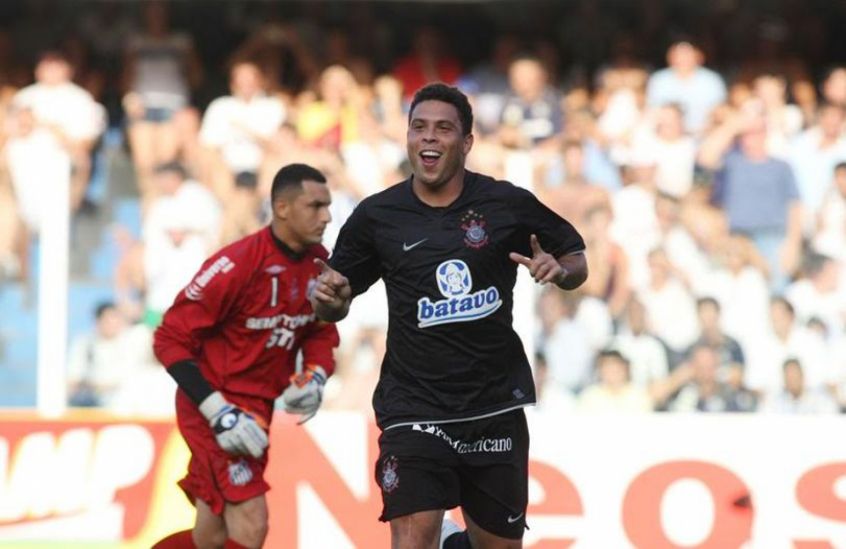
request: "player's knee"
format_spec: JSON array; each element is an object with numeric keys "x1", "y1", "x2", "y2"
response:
[
  {"x1": 227, "y1": 512, "x2": 268, "y2": 548},
  {"x1": 193, "y1": 523, "x2": 228, "y2": 548}
]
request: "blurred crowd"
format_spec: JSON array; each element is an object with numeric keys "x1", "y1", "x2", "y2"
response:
[{"x1": 0, "y1": 0, "x2": 845, "y2": 416}]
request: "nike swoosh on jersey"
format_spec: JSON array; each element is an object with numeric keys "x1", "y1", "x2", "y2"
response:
[
  {"x1": 402, "y1": 238, "x2": 428, "y2": 251},
  {"x1": 507, "y1": 512, "x2": 524, "y2": 523}
]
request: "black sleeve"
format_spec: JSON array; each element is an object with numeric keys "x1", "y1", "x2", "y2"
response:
[
  {"x1": 328, "y1": 202, "x2": 382, "y2": 297},
  {"x1": 167, "y1": 360, "x2": 214, "y2": 404},
  {"x1": 511, "y1": 186, "x2": 585, "y2": 258}
]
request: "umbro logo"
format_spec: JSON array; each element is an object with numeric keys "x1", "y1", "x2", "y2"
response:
[{"x1": 402, "y1": 238, "x2": 428, "y2": 252}]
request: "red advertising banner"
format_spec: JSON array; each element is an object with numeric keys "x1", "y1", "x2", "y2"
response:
[{"x1": 1, "y1": 412, "x2": 846, "y2": 548}]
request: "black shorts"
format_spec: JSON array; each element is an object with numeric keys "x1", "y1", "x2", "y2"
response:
[{"x1": 375, "y1": 409, "x2": 529, "y2": 539}]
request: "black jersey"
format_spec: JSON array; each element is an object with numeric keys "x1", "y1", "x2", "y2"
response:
[{"x1": 329, "y1": 171, "x2": 585, "y2": 430}]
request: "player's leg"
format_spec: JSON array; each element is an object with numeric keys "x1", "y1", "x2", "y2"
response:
[
  {"x1": 462, "y1": 510, "x2": 522, "y2": 549},
  {"x1": 376, "y1": 426, "x2": 461, "y2": 549},
  {"x1": 151, "y1": 499, "x2": 225, "y2": 549},
  {"x1": 390, "y1": 509, "x2": 444, "y2": 549},
  {"x1": 448, "y1": 410, "x2": 530, "y2": 549},
  {"x1": 222, "y1": 494, "x2": 269, "y2": 549},
  {"x1": 195, "y1": 498, "x2": 229, "y2": 547}
]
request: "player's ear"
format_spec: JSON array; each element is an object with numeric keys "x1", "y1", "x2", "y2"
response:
[
  {"x1": 463, "y1": 132, "x2": 474, "y2": 155},
  {"x1": 272, "y1": 195, "x2": 290, "y2": 220}
]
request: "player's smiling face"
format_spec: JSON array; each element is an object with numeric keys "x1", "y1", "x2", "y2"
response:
[{"x1": 407, "y1": 100, "x2": 473, "y2": 190}]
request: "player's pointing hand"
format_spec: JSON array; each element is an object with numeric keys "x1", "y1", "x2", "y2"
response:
[
  {"x1": 509, "y1": 234, "x2": 568, "y2": 285},
  {"x1": 310, "y1": 258, "x2": 352, "y2": 313}
]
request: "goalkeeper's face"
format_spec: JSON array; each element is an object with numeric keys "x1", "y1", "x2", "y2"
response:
[
  {"x1": 275, "y1": 180, "x2": 332, "y2": 250},
  {"x1": 407, "y1": 100, "x2": 473, "y2": 190}
]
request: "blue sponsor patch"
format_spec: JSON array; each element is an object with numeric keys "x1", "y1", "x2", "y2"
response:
[{"x1": 417, "y1": 259, "x2": 502, "y2": 328}]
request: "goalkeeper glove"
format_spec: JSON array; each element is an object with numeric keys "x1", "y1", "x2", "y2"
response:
[
  {"x1": 199, "y1": 391, "x2": 268, "y2": 458},
  {"x1": 282, "y1": 364, "x2": 327, "y2": 424}
]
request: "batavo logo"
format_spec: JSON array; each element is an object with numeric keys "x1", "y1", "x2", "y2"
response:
[{"x1": 0, "y1": 419, "x2": 174, "y2": 542}]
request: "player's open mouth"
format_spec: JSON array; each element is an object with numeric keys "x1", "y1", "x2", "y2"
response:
[{"x1": 419, "y1": 150, "x2": 442, "y2": 167}]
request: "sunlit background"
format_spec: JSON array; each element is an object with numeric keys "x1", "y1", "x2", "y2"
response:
[{"x1": 1, "y1": 0, "x2": 846, "y2": 547}]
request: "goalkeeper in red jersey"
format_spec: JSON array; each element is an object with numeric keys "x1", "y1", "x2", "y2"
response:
[{"x1": 152, "y1": 163, "x2": 339, "y2": 549}]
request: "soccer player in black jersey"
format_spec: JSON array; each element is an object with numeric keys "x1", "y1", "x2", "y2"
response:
[{"x1": 310, "y1": 83, "x2": 587, "y2": 549}]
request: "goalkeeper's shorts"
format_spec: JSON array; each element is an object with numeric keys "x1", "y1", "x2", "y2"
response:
[
  {"x1": 375, "y1": 408, "x2": 529, "y2": 539},
  {"x1": 175, "y1": 390, "x2": 271, "y2": 514}
]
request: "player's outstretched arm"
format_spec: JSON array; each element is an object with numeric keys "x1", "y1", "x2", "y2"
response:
[
  {"x1": 509, "y1": 234, "x2": 588, "y2": 290},
  {"x1": 310, "y1": 258, "x2": 353, "y2": 322}
]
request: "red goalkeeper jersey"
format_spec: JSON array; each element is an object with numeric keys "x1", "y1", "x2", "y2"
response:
[{"x1": 154, "y1": 226, "x2": 339, "y2": 414}]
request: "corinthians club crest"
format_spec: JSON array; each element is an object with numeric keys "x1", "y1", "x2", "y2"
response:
[
  {"x1": 381, "y1": 455, "x2": 399, "y2": 493},
  {"x1": 460, "y1": 210, "x2": 489, "y2": 249}
]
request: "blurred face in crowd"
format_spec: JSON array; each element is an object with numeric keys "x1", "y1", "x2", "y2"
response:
[
  {"x1": 823, "y1": 68, "x2": 846, "y2": 106},
  {"x1": 654, "y1": 194, "x2": 679, "y2": 229},
  {"x1": 655, "y1": 105, "x2": 685, "y2": 139},
  {"x1": 667, "y1": 42, "x2": 702, "y2": 74},
  {"x1": 697, "y1": 300, "x2": 720, "y2": 332},
  {"x1": 508, "y1": 58, "x2": 547, "y2": 102},
  {"x1": 753, "y1": 74, "x2": 787, "y2": 108},
  {"x1": 273, "y1": 180, "x2": 332, "y2": 251},
  {"x1": 231, "y1": 62, "x2": 264, "y2": 100},
  {"x1": 625, "y1": 298, "x2": 647, "y2": 335},
  {"x1": 407, "y1": 99, "x2": 472, "y2": 191},
  {"x1": 562, "y1": 141, "x2": 585, "y2": 177},
  {"x1": 319, "y1": 65, "x2": 356, "y2": 106},
  {"x1": 738, "y1": 115, "x2": 768, "y2": 158},
  {"x1": 35, "y1": 56, "x2": 72, "y2": 86},
  {"x1": 647, "y1": 249, "x2": 670, "y2": 285},
  {"x1": 720, "y1": 236, "x2": 749, "y2": 273},
  {"x1": 690, "y1": 346, "x2": 719, "y2": 384},
  {"x1": 783, "y1": 360, "x2": 804, "y2": 397},
  {"x1": 817, "y1": 104, "x2": 844, "y2": 139},
  {"x1": 770, "y1": 299, "x2": 795, "y2": 339},
  {"x1": 96, "y1": 307, "x2": 126, "y2": 340},
  {"x1": 597, "y1": 354, "x2": 629, "y2": 389}
]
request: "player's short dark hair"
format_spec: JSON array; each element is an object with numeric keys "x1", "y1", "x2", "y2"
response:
[
  {"x1": 408, "y1": 83, "x2": 473, "y2": 136},
  {"x1": 834, "y1": 161, "x2": 846, "y2": 173},
  {"x1": 271, "y1": 163, "x2": 327, "y2": 201}
]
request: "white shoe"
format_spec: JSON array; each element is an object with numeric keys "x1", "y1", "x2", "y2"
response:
[{"x1": 439, "y1": 518, "x2": 463, "y2": 548}]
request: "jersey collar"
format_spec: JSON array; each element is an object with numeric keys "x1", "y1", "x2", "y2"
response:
[{"x1": 268, "y1": 226, "x2": 306, "y2": 261}]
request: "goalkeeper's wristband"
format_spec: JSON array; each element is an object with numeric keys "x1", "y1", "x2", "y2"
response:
[
  {"x1": 167, "y1": 360, "x2": 215, "y2": 405},
  {"x1": 198, "y1": 391, "x2": 229, "y2": 421}
]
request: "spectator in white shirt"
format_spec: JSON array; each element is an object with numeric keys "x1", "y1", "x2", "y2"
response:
[
  {"x1": 610, "y1": 297, "x2": 670, "y2": 403},
  {"x1": 812, "y1": 161, "x2": 846, "y2": 261},
  {"x1": 761, "y1": 358, "x2": 839, "y2": 414},
  {"x1": 744, "y1": 297, "x2": 831, "y2": 401},
  {"x1": 630, "y1": 103, "x2": 696, "y2": 198},
  {"x1": 577, "y1": 349, "x2": 653, "y2": 414},
  {"x1": 200, "y1": 60, "x2": 286, "y2": 243},
  {"x1": 645, "y1": 36, "x2": 726, "y2": 135},
  {"x1": 697, "y1": 235, "x2": 771, "y2": 346},
  {"x1": 67, "y1": 302, "x2": 158, "y2": 410},
  {"x1": 11, "y1": 51, "x2": 105, "y2": 213},
  {"x1": 789, "y1": 103, "x2": 846, "y2": 234},
  {"x1": 785, "y1": 252, "x2": 845, "y2": 338},
  {"x1": 637, "y1": 247, "x2": 699, "y2": 363}
]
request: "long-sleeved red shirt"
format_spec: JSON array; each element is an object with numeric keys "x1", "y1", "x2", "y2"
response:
[{"x1": 154, "y1": 227, "x2": 339, "y2": 417}]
